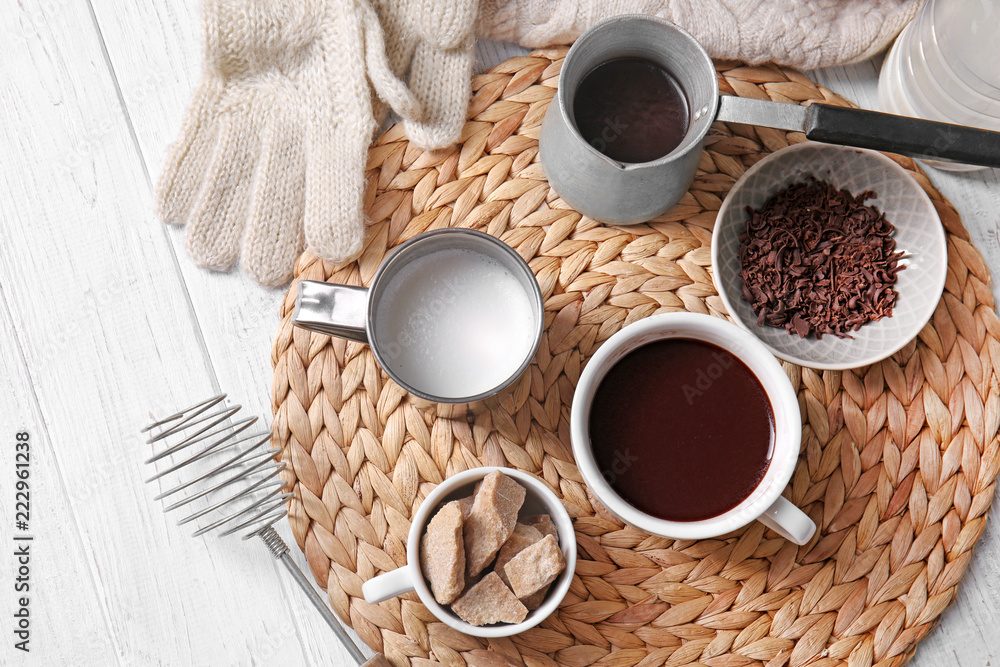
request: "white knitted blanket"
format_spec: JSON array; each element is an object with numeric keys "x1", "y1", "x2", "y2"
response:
[
  {"x1": 481, "y1": 0, "x2": 923, "y2": 69},
  {"x1": 158, "y1": 0, "x2": 922, "y2": 286}
]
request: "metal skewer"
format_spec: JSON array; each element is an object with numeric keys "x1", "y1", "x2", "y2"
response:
[{"x1": 143, "y1": 395, "x2": 387, "y2": 666}]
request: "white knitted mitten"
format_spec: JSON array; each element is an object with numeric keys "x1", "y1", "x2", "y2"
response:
[
  {"x1": 373, "y1": 0, "x2": 480, "y2": 149},
  {"x1": 156, "y1": 0, "x2": 417, "y2": 286},
  {"x1": 478, "y1": 0, "x2": 922, "y2": 70}
]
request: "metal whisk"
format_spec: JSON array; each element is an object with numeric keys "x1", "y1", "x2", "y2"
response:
[{"x1": 143, "y1": 395, "x2": 386, "y2": 667}]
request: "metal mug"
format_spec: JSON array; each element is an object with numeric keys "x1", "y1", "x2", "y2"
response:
[
  {"x1": 292, "y1": 229, "x2": 544, "y2": 415},
  {"x1": 540, "y1": 14, "x2": 1000, "y2": 225}
]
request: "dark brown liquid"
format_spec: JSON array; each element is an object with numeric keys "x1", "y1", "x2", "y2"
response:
[
  {"x1": 572, "y1": 57, "x2": 690, "y2": 163},
  {"x1": 589, "y1": 339, "x2": 774, "y2": 522}
]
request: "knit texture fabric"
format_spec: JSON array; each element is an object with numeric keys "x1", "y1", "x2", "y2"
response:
[
  {"x1": 159, "y1": 0, "x2": 920, "y2": 286},
  {"x1": 156, "y1": 0, "x2": 461, "y2": 286},
  {"x1": 374, "y1": 0, "x2": 479, "y2": 149},
  {"x1": 478, "y1": 0, "x2": 923, "y2": 70}
]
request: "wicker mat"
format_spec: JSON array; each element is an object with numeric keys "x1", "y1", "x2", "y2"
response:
[{"x1": 270, "y1": 47, "x2": 1000, "y2": 667}]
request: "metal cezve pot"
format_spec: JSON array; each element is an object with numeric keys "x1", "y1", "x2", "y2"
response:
[{"x1": 540, "y1": 15, "x2": 1000, "y2": 224}]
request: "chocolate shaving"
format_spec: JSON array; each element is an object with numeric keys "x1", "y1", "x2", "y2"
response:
[{"x1": 737, "y1": 178, "x2": 904, "y2": 339}]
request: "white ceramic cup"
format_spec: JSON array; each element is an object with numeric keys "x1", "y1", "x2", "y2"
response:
[
  {"x1": 570, "y1": 313, "x2": 816, "y2": 545},
  {"x1": 361, "y1": 467, "x2": 577, "y2": 638}
]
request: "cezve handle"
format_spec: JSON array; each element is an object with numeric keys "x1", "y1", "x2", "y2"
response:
[{"x1": 717, "y1": 96, "x2": 1000, "y2": 168}]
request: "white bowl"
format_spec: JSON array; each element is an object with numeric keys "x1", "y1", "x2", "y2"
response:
[
  {"x1": 361, "y1": 466, "x2": 576, "y2": 638},
  {"x1": 711, "y1": 142, "x2": 947, "y2": 370}
]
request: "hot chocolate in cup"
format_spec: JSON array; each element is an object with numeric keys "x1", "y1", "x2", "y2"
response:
[{"x1": 570, "y1": 312, "x2": 816, "y2": 544}]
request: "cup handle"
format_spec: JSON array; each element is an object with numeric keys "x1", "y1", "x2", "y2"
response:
[
  {"x1": 757, "y1": 496, "x2": 816, "y2": 545},
  {"x1": 362, "y1": 566, "x2": 416, "y2": 604}
]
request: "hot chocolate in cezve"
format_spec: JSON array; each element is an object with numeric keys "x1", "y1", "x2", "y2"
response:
[
  {"x1": 588, "y1": 339, "x2": 775, "y2": 522},
  {"x1": 572, "y1": 57, "x2": 691, "y2": 163}
]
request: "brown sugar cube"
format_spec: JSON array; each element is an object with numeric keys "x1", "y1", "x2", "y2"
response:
[
  {"x1": 458, "y1": 495, "x2": 474, "y2": 519},
  {"x1": 451, "y1": 572, "x2": 528, "y2": 626},
  {"x1": 494, "y1": 523, "x2": 543, "y2": 588},
  {"x1": 493, "y1": 523, "x2": 551, "y2": 610},
  {"x1": 419, "y1": 501, "x2": 465, "y2": 605},
  {"x1": 464, "y1": 471, "x2": 526, "y2": 576},
  {"x1": 521, "y1": 585, "x2": 549, "y2": 611},
  {"x1": 523, "y1": 514, "x2": 558, "y2": 539},
  {"x1": 503, "y1": 534, "x2": 565, "y2": 599}
]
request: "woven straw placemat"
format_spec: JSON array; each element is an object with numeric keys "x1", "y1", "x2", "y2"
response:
[{"x1": 271, "y1": 48, "x2": 1000, "y2": 667}]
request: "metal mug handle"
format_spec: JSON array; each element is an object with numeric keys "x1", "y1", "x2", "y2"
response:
[{"x1": 292, "y1": 280, "x2": 370, "y2": 344}]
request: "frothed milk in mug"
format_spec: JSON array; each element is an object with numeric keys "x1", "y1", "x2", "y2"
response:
[{"x1": 375, "y1": 247, "x2": 537, "y2": 399}]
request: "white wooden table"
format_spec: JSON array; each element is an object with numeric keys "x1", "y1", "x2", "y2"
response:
[{"x1": 1, "y1": 3, "x2": 998, "y2": 665}]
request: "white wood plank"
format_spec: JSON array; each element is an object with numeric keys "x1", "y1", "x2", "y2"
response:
[
  {"x1": 81, "y1": 1, "x2": 377, "y2": 663},
  {"x1": 811, "y1": 58, "x2": 1000, "y2": 667},
  {"x1": 0, "y1": 1, "x2": 357, "y2": 664},
  {"x1": 0, "y1": 299, "x2": 120, "y2": 665},
  {"x1": 78, "y1": 11, "x2": 537, "y2": 664}
]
